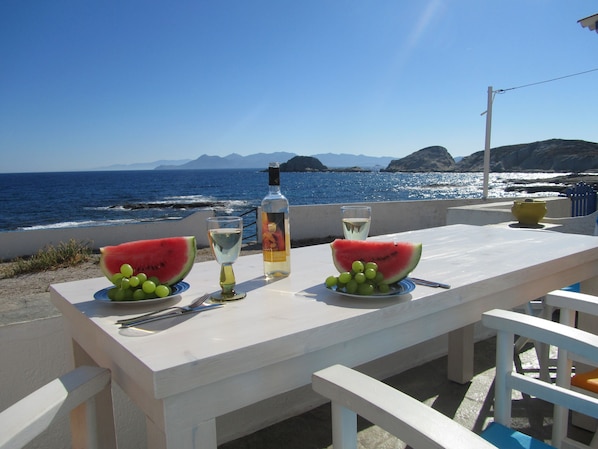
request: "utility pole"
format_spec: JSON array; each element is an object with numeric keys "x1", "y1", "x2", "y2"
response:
[{"x1": 482, "y1": 86, "x2": 493, "y2": 199}]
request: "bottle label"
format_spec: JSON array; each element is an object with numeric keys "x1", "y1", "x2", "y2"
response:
[{"x1": 262, "y1": 212, "x2": 288, "y2": 262}]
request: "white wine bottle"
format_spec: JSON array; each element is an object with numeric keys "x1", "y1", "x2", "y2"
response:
[{"x1": 261, "y1": 162, "x2": 291, "y2": 279}]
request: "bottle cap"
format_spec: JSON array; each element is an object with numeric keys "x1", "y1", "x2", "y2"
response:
[{"x1": 268, "y1": 162, "x2": 280, "y2": 186}]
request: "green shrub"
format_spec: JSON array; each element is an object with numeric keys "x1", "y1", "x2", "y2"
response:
[{"x1": 2, "y1": 239, "x2": 92, "y2": 278}]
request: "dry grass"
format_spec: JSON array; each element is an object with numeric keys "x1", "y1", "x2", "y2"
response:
[{"x1": 0, "y1": 239, "x2": 93, "y2": 278}]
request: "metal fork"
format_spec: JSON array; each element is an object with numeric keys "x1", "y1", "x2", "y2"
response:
[{"x1": 115, "y1": 293, "x2": 211, "y2": 325}]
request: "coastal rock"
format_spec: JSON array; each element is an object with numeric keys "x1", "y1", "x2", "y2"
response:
[
  {"x1": 383, "y1": 146, "x2": 456, "y2": 172},
  {"x1": 280, "y1": 156, "x2": 328, "y2": 172},
  {"x1": 456, "y1": 139, "x2": 598, "y2": 172}
]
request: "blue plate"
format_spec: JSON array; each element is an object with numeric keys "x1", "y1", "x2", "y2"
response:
[
  {"x1": 331, "y1": 278, "x2": 415, "y2": 299},
  {"x1": 93, "y1": 281, "x2": 190, "y2": 305}
]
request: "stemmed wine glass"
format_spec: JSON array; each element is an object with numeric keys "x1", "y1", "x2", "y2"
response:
[{"x1": 207, "y1": 216, "x2": 246, "y2": 301}]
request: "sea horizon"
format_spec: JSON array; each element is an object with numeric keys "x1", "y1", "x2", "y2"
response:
[{"x1": 0, "y1": 169, "x2": 569, "y2": 233}]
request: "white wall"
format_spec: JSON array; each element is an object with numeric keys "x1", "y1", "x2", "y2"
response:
[
  {"x1": 1, "y1": 198, "x2": 503, "y2": 260},
  {"x1": 0, "y1": 210, "x2": 215, "y2": 260},
  {"x1": 273, "y1": 198, "x2": 508, "y2": 241},
  {"x1": 446, "y1": 197, "x2": 570, "y2": 227}
]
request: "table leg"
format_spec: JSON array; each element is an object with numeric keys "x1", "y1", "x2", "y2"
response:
[
  {"x1": 146, "y1": 415, "x2": 218, "y2": 449},
  {"x1": 448, "y1": 325, "x2": 474, "y2": 384},
  {"x1": 71, "y1": 340, "x2": 117, "y2": 449}
]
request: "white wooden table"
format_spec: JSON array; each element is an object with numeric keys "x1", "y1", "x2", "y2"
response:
[{"x1": 50, "y1": 224, "x2": 598, "y2": 449}]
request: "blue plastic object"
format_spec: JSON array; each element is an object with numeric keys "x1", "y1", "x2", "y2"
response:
[{"x1": 481, "y1": 422, "x2": 555, "y2": 449}]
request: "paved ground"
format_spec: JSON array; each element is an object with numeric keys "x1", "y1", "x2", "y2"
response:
[{"x1": 220, "y1": 338, "x2": 593, "y2": 449}]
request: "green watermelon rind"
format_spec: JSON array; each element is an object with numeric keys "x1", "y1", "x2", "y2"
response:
[
  {"x1": 331, "y1": 239, "x2": 423, "y2": 285},
  {"x1": 100, "y1": 236, "x2": 197, "y2": 286}
]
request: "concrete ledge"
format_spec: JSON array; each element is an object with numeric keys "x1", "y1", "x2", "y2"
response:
[
  {"x1": 0, "y1": 210, "x2": 216, "y2": 260},
  {"x1": 1, "y1": 198, "x2": 503, "y2": 260},
  {"x1": 447, "y1": 197, "x2": 570, "y2": 226}
]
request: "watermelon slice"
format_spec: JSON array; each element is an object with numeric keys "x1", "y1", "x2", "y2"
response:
[
  {"x1": 100, "y1": 236, "x2": 196, "y2": 286},
  {"x1": 331, "y1": 239, "x2": 422, "y2": 284}
]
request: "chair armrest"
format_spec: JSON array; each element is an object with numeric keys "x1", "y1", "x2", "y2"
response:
[
  {"x1": 545, "y1": 290, "x2": 598, "y2": 316},
  {"x1": 483, "y1": 309, "x2": 598, "y2": 364},
  {"x1": 0, "y1": 366, "x2": 111, "y2": 449},
  {"x1": 312, "y1": 364, "x2": 495, "y2": 449}
]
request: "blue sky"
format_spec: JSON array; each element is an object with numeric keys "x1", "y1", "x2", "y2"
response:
[{"x1": 1, "y1": 1, "x2": 596, "y2": 173}]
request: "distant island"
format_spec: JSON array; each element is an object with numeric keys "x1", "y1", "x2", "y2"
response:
[
  {"x1": 155, "y1": 152, "x2": 394, "y2": 171},
  {"x1": 153, "y1": 138, "x2": 598, "y2": 174}
]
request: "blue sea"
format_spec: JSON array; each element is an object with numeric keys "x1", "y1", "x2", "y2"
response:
[{"x1": 0, "y1": 169, "x2": 565, "y2": 232}]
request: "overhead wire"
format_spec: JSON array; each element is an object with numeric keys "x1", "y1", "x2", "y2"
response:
[{"x1": 495, "y1": 67, "x2": 598, "y2": 94}]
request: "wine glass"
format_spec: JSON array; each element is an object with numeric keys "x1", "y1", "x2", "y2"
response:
[
  {"x1": 207, "y1": 216, "x2": 246, "y2": 301},
  {"x1": 341, "y1": 205, "x2": 371, "y2": 240}
]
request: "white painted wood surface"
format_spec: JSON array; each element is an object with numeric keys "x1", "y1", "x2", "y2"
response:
[
  {"x1": 485, "y1": 309, "x2": 598, "y2": 449},
  {"x1": 545, "y1": 290, "x2": 598, "y2": 447},
  {"x1": 0, "y1": 366, "x2": 114, "y2": 449},
  {"x1": 313, "y1": 364, "x2": 496, "y2": 449},
  {"x1": 313, "y1": 309, "x2": 598, "y2": 449},
  {"x1": 49, "y1": 224, "x2": 598, "y2": 448}
]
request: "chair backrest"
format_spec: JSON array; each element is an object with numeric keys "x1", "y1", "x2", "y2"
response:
[
  {"x1": 483, "y1": 309, "x2": 598, "y2": 449},
  {"x1": 565, "y1": 182, "x2": 597, "y2": 217},
  {"x1": 0, "y1": 366, "x2": 115, "y2": 449},
  {"x1": 313, "y1": 309, "x2": 598, "y2": 449},
  {"x1": 544, "y1": 289, "x2": 598, "y2": 446},
  {"x1": 313, "y1": 364, "x2": 496, "y2": 449}
]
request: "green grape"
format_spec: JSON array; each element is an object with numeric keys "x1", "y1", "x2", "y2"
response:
[
  {"x1": 354, "y1": 272, "x2": 366, "y2": 284},
  {"x1": 137, "y1": 273, "x2": 148, "y2": 284},
  {"x1": 149, "y1": 276, "x2": 161, "y2": 285},
  {"x1": 364, "y1": 268, "x2": 377, "y2": 280},
  {"x1": 142, "y1": 280, "x2": 156, "y2": 294},
  {"x1": 345, "y1": 279, "x2": 358, "y2": 294},
  {"x1": 374, "y1": 272, "x2": 385, "y2": 284},
  {"x1": 114, "y1": 288, "x2": 127, "y2": 301},
  {"x1": 365, "y1": 262, "x2": 378, "y2": 272},
  {"x1": 133, "y1": 288, "x2": 146, "y2": 301},
  {"x1": 378, "y1": 283, "x2": 391, "y2": 294},
  {"x1": 111, "y1": 273, "x2": 124, "y2": 286},
  {"x1": 129, "y1": 276, "x2": 140, "y2": 287},
  {"x1": 338, "y1": 272, "x2": 352, "y2": 284},
  {"x1": 120, "y1": 277, "x2": 131, "y2": 289},
  {"x1": 325, "y1": 276, "x2": 338, "y2": 288},
  {"x1": 107, "y1": 287, "x2": 117, "y2": 300},
  {"x1": 352, "y1": 260, "x2": 365, "y2": 273},
  {"x1": 155, "y1": 285, "x2": 170, "y2": 298},
  {"x1": 120, "y1": 263, "x2": 134, "y2": 278},
  {"x1": 357, "y1": 283, "x2": 375, "y2": 296}
]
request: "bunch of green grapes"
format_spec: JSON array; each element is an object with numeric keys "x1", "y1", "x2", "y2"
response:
[
  {"x1": 325, "y1": 260, "x2": 391, "y2": 295},
  {"x1": 107, "y1": 264, "x2": 172, "y2": 301}
]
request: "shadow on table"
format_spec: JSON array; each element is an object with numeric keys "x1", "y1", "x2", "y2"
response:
[{"x1": 296, "y1": 283, "x2": 413, "y2": 309}]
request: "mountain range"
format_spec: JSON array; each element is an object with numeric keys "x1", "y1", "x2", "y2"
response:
[
  {"x1": 95, "y1": 138, "x2": 597, "y2": 172},
  {"x1": 95, "y1": 159, "x2": 192, "y2": 171},
  {"x1": 154, "y1": 152, "x2": 395, "y2": 170}
]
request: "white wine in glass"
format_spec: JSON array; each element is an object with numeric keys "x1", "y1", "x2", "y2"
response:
[
  {"x1": 207, "y1": 216, "x2": 246, "y2": 301},
  {"x1": 341, "y1": 205, "x2": 371, "y2": 240}
]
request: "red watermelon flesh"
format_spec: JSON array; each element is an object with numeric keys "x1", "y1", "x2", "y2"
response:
[
  {"x1": 331, "y1": 239, "x2": 422, "y2": 284},
  {"x1": 100, "y1": 236, "x2": 196, "y2": 286}
]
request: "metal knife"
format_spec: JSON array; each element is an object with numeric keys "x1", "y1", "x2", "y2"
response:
[
  {"x1": 118, "y1": 303, "x2": 223, "y2": 328},
  {"x1": 409, "y1": 277, "x2": 451, "y2": 289}
]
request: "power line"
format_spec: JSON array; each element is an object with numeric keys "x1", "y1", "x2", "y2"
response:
[{"x1": 495, "y1": 67, "x2": 598, "y2": 94}]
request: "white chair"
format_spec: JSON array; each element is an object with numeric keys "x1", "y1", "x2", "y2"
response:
[
  {"x1": 0, "y1": 366, "x2": 116, "y2": 449},
  {"x1": 545, "y1": 290, "x2": 598, "y2": 448},
  {"x1": 313, "y1": 309, "x2": 598, "y2": 449}
]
